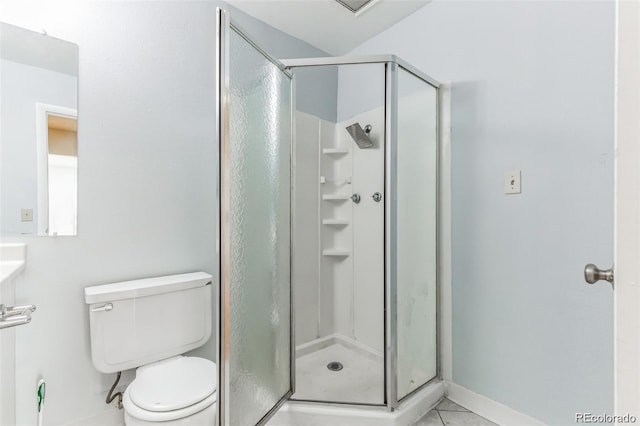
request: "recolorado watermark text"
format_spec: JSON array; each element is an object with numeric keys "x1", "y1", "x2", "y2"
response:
[{"x1": 576, "y1": 413, "x2": 637, "y2": 423}]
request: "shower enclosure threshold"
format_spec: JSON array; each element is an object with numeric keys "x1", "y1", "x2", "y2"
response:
[{"x1": 268, "y1": 379, "x2": 444, "y2": 426}]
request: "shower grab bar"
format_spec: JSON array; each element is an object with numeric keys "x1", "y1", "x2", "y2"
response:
[{"x1": 0, "y1": 314, "x2": 32, "y2": 330}]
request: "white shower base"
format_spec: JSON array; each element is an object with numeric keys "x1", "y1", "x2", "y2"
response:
[
  {"x1": 269, "y1": 379, "x2": 444, "y2": 426},
  {"x1": 293, "y1": 334, "x2": 384, "y2": 404}
]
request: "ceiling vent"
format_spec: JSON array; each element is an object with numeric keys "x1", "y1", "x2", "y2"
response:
[{"x1": 335, "y1": 0, "x2": 375, "y2": 13}]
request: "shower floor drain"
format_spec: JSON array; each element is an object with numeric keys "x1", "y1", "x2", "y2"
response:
[{"x1": 327, "y1": 361, "x2": 343, "y2": 371}]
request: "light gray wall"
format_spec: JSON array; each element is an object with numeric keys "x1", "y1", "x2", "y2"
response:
[
  {"x1": 348, "y1": 1, "x2": 614, "y2": 424},
  {"x1": 230, "y1": 6, "x2": 338, "y2": 122},
  {"x1": 289, "y1": 65, "x2": 339, "y2": 122},
  {"x1": 0, "y1": 1, "x2": 330, "y2": 424},
  {"x1": 336, "y1": 63, "x2": 385, "y2": 122}
]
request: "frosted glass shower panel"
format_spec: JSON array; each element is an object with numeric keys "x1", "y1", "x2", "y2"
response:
[
  {"x1": 396, "y1": 68, "x2": 438, "y2": 400},
  {"x1": 226, "y1": 27, "x2": 292, "y2": 425}
]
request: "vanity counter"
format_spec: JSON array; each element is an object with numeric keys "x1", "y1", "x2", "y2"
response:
[{"x1": 0, "y1": 244, "x2": 26, "y2": 286}]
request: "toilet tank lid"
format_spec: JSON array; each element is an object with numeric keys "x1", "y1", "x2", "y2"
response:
[{"x1": 84, "y1": 272, "x2": 213, "y2": 304}]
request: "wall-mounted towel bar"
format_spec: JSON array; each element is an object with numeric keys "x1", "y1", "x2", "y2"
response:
[{"x1": 0, "y1": 304, "x2": 36, "y2": 329}]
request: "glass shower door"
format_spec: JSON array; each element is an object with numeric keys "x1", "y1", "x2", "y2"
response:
[
  {"x1": 395, "y1": 66, "x2": 438, "y2": 400},
  {"x1": 388, "y1": 63, "x2": 439, "y2": 404},
  {"x1": 216, "y1": 9, "x2": 294, "y2": 426}
]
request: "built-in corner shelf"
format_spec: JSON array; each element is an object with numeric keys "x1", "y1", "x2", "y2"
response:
[
  {"x1": 322, "y1": 249, "x2": 351, "y2": 257},
  {"x1": 322, "y1": 148, "x2": 349, "y2": 155},
  {"x1": 322, "y1": 194, "x2": 351, "y2": 201},
  {"x1": 320, "y1": 176, "x2": 352, "y2": 185},
  {"x1": 322, "y1": 219, "x2": 350, "y2": 226}
]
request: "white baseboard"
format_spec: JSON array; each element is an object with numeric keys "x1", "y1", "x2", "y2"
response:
[
  {"x1": 64, "y1": 407, "x2": 124, "y2": 426},
  {"x1": 445, "y1": 382, "x2": 546, "y2": 426}
]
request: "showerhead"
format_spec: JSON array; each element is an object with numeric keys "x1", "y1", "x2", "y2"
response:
[{"x1": 345, "y1": 123, "x2": 373, "y2": 149}]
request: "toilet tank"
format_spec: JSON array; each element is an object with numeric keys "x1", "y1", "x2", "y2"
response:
[{"x1": 84, "y1": 272, "x2": 213, "y2": 374}]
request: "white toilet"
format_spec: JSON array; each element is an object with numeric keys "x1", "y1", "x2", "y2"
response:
[{"x1": 84, "y1": 272, "x2": 216, "y2": 425}]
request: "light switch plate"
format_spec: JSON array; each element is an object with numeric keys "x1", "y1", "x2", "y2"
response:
[
  {"x1": 505, "y1": 170, "x2": 521, "y2": 194},
  {"x1": 21, "y1": 208, "x2": 33, "y2": 222}
]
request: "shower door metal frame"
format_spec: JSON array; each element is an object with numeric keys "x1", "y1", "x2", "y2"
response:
[
  {"x1": 282, "y1": 56, "x2": 441, "y2": 411},
  {"x1": 216, "y1": 8, "x2": 296, "y2": 426},
  {"x1": 386, "y1": 61, "x2": 399, "y2": 409}
]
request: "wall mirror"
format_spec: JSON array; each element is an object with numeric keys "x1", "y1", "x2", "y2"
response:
[{"x1": 0, "y1": 22, "x2": 79, "y2": 236}]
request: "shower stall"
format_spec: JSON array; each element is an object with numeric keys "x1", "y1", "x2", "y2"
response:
[
  {"x1": 285, "y1": 57, "x2": 439, "y2": 410},
  {"x1": 216, "y1": 9, "x2": 441, "y2": 426}
]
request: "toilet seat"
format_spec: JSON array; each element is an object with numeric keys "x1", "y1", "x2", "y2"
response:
[{"x1": 123, "y1": 356, "x2": 217, "y2": 422}]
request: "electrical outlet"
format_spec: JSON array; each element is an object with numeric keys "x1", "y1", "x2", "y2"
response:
[
  {"x1": 21, "y1": 208, "x2": 33, "y2": 222},
  {"x1": 505, "y1": 170, "x2": 521, "y2": 194}
]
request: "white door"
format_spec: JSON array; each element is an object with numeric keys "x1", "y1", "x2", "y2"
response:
[{"x1": 614, "y1": 0, "x2": 640, "y2": 421}]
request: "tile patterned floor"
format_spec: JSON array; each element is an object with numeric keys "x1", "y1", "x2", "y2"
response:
[{"x1": 414, "y1": 398, "x2": 497, "y2": 426}]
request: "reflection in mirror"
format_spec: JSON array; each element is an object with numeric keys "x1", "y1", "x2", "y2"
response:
[{"x1": 0, "y1": 22, "x2": 78, "y2": 236}]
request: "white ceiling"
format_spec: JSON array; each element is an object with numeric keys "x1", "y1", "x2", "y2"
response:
[{"x1": 227, "y1": 0, "x2": 430, "y2": 55}]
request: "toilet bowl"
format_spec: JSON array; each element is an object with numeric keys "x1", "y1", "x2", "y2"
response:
[
  {"x1": 84, "y1": 272, "x2": 216, "y2": 426},
  {"x1": 123, "y1": 356, "x2": 216, "y2": 425}
]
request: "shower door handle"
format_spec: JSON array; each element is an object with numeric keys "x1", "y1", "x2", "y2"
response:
[{"x1": 584, "y1": 263, "x2": 614, "y2": 288}]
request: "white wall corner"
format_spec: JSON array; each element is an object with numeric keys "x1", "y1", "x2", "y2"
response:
[{"x1": 444, "y1": 381, "x2": 547, "y2": 426}]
